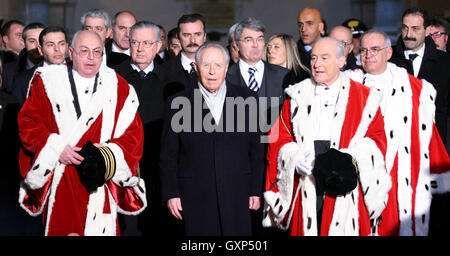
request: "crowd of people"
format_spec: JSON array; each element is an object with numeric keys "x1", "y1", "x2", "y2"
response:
[{"x1": 0, "y1": 5, "x2": 449, "y2": 236}]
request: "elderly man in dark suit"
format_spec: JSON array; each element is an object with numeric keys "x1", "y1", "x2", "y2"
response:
[
  {"x1": 160, "y1": 42, "x2": 265, "y2": 236},
  {"x1": 113, "y1": 21, "x2": 169, "y2": 236}
]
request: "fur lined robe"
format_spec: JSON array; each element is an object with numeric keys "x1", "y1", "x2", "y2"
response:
[
  {"x1": 347, "y1": 63, "x2": 450, "y2": 236},
  {"x1": 263, "y1": 73, "x2": 391, "y2": 236},
  {"x1": 17, "y1": 64, "x2": 146, "y2": 236}
]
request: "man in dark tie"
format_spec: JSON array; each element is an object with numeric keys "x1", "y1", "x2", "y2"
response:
[
  {"x1": 155, "y1": 14, "x2": 207, "y2": 100},
  {"x1": 390, "y1": 7, "x2": 450, "y2": 237},
  {"x1": 105, "y1": 11, "x2": 136, "y2": 67},
  {"x1": 390, "y1": 7, "x2": 450, "y2": 147},
  {"x1": 225, "y1": 17, "x2": 289, "y2": 236},
  {"x1": 113, "y1": 21, "x2": 171, "y2": 236}
]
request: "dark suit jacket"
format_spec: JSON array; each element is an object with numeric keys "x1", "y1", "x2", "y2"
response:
[
  {"x1": 390, "y1": 36, "x2": 450, "y2": 145},
  {"x1": 297, "y1": 39, "x2": 312, "y2": 70},
  {"x1": 12, "y1": 66, "x2": 38, "y2": 106},
  {"x1": 226, "y1": 61, "x2": 290, "y2": 127},
  {"x1": 154, "y1": 53, "x2": 198, "y2": 101},
  {"x1": 105, "y1": 39, "x2": 131, "y2": 68},
  {"x1": 160, "y1": 82, "x2": 265, "y2": 236},
  {"x1": 1, "y1": 49, "x2": 30, "y2": 94}
]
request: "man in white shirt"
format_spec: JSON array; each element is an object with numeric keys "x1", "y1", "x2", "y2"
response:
[{"x1": 80, "y1": 9, "x2": 112, "y2": 66}]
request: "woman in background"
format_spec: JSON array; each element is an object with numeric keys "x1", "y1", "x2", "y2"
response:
[{"x1": 263, "y1": 33, "x2": 310, "y2": 85}]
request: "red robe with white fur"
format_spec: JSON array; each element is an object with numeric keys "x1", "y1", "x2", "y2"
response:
[
  {"x1": 18, "y1": 64, "x2": 146, "y2": 236},
  {"x1": 263, "y1": 73, "x2": 390, "y2": 236},
  {"x1": 347, "y1": 64, "x2": 450, "y2": 236}
]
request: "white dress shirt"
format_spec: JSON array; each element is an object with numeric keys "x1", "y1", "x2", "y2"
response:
[
  {"x1": 239, "y1": 59, "x2": 264, "y2": 90},
  {"x1": 111, "y1": 42, "x2": 130, "y2": 56},
  {"x1": 313, "y1": 76, "x2": 342, "y2": 141},
  {"x1": 131, "y1": 61, "x2": 155, "y2": 76},
  {"x1": 180, "y1": 52, "x2": 195, "y2": 73},
  {"x1": 72, "y1": 69, "x2": 96, "y2": 113},
  {"x1": 404, "y1": 43, "x2": 425, "y2": 77}
]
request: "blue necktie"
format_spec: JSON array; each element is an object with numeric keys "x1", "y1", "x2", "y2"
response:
[
  {"x1": 139, "y1": 70, "x2": 146, "y2": 78},
  {"x1": 248, "y1": 67, "x2": 258, "y2": 92}
]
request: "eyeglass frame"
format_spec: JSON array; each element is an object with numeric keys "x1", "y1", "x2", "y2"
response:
[
  {"x1": 129, "y1": 39, "x2": 158, "y2": 48},
  {"x1": 240, "y1": 36, "x2": 265, "y2": 45},
  {"x1": 71, "y1": 46, "x2": 104, "y2": 58},
  {"x1": 430, "y1": 31, "x2": 447, "y2": 39},
  {"x1": 359, "y1": 46, "x2": 389, "y2": 56}
]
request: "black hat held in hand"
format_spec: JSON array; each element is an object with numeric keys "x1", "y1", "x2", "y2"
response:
[{"x1": 312, "y1": 148, "x2": 358, "y2": 196}]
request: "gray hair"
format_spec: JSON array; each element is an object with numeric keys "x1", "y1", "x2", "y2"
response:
[
  {"x1": 228, "y1": 23, "x2": 239, "y2": 44},
  {"x1": 235, "y1": 17, "x2": 266, "y2": 46},
  {"x1": 129, "y1": 21, "x2": 161, "y2": 42},
  {"x1": 314, "y1": 37, "x2": 346, "y2": 59},
  {"x1": 195, "y1": 42, "x2": 230, "y2": 64},
  {"x1": 70, "y1": 30, "x2": 103, "y2": 48},
  {"x1": 360, "y1": 29, "x2": 392, "y2": 48},
  {"x1": 80, "y1": 9, "x2": 111, "y2": 29}
]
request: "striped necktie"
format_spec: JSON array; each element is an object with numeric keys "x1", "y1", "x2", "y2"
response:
[
  {"x1": 189, "y1": 62, "x2": 195, "y2": 75},
  {"x1": 248, "y1": 67, "x2": 258, "y2": 92}
]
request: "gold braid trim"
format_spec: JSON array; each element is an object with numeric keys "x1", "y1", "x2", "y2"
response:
[
  {"x1": 280, "y1": 110, "x2": 292, "y2": 137},
  {"x1": 99, "y1": 146, "x2": 116, "y2": 181}
]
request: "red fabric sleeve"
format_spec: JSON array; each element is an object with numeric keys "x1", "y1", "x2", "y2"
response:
[{"x1": 265, "y1": 99, "x2": 295, "y2": 193}]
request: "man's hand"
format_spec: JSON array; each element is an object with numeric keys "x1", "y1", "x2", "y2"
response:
[
  {"x1": 167, "y1": 197, "x2": 183, "y2": 220},
  {"x1": 59, "y1": 145, "x2": 84, "y2": 165},
  {"x1": 249, "y1": 196, "x2": 261, "y2": 211}
]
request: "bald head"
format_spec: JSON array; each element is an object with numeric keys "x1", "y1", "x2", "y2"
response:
[
  {"x1": 69, "y1": 30, "x2": 103, "y2": 78},
  {"x1": 297, "y1": 7, "x2": 324, "y2": 46},
  {"x1": 329, "y1": 26, "x2": 353, "y2": 57}
]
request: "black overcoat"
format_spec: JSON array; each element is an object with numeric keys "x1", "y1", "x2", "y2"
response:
[{"x1": 160, "y1": 82, "x2": 265, "y2": 236}]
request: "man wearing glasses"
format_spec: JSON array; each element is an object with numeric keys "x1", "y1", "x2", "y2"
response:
[
  {"x1": 113, "y1": 21, "x2": 168, "y2": 236},
  {"x1": 390, "y1": 8, "x2": 450, "y2": 150},
  {"x1": 427, "y1": 15, "x2": 448, "y2": 52},
  {"x1": 17, "y1": 30, "x2": 146, "y2": 236},
  {"x1": 347, "y1": 29, "x2": 450, "y2": 236},
  {"x1": 329, "y1": 25, "x2": 359, "y2": 70}
]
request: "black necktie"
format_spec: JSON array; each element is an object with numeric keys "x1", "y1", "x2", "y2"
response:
[
  {"x1": 139, "y1": 70, "x2": 146, "y2": 78},
  {"x1": 409, "y1": 53, "x2": 418, "y2": 75},
  {"x1": 409, "y1": 53, "x2": 418, "y2": 62},
  {"x1": 189, "y1": 62, "x2": 195, "y2": 75}
]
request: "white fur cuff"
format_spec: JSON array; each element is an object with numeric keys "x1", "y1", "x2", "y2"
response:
[
  {"x1": 24, "y1": 133, "x2": 66, "y2": 190},
  {"x1": 430, "y1": 171, "x2": 450, "y2": 194}
]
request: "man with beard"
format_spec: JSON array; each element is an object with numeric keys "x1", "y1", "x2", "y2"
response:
[
  {"x1": 2, "y1": 22, "x2": 44, "y2": 94},
  {"x1": 156, "y1": 13, "x2": 207, "y2": 100}
]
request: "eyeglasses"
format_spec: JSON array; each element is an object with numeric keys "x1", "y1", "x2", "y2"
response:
[
  {"x1": 72, "y1": 47, "x2": 103, "y2": 58},
  {"x1": 430, "y1": 31, "x2": 447, "y2": 39},
  {"x1": 240, "y1": 36, "x2": 265, "y2": 45},
  {"x1": 341, "y1": 40, "x2": 353, "y2": 47},
  {"x1": 360, "y1": 46, "x2": 389, "y2": 56},
  {"x1": 130, "y1": 39, "x2": 157, "y2": 48}
]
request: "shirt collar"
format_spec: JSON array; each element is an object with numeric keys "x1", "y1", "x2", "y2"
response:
[
  {"x1": 315, "y1": 75, "x2": 341, "y2": 97},
  {"x1": 111, "y1": 42, "x2": 130, "y2": 56},
  {"x1": 131, "y1": 61, "x2": 155, "y2": 75},
  {"x1": 180, "y1": 52, "x2": 195, "y2": 72},
  {"x1": 238, "y1": 59, "x2": 264, "y2": 73},
  {"x1": 405, "y1": 43, "x2": 425, "y2": 59}
]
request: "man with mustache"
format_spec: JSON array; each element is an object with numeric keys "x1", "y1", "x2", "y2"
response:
[
  {"x1": 156, "y1": 13, "x2": 206, "y2": 100},
  {"x1": 390, "y1": 8, "x2": 450, "y2": 149},
  {"x1": 390, "y1": 7, "x2": 450, "y2": 237}
]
